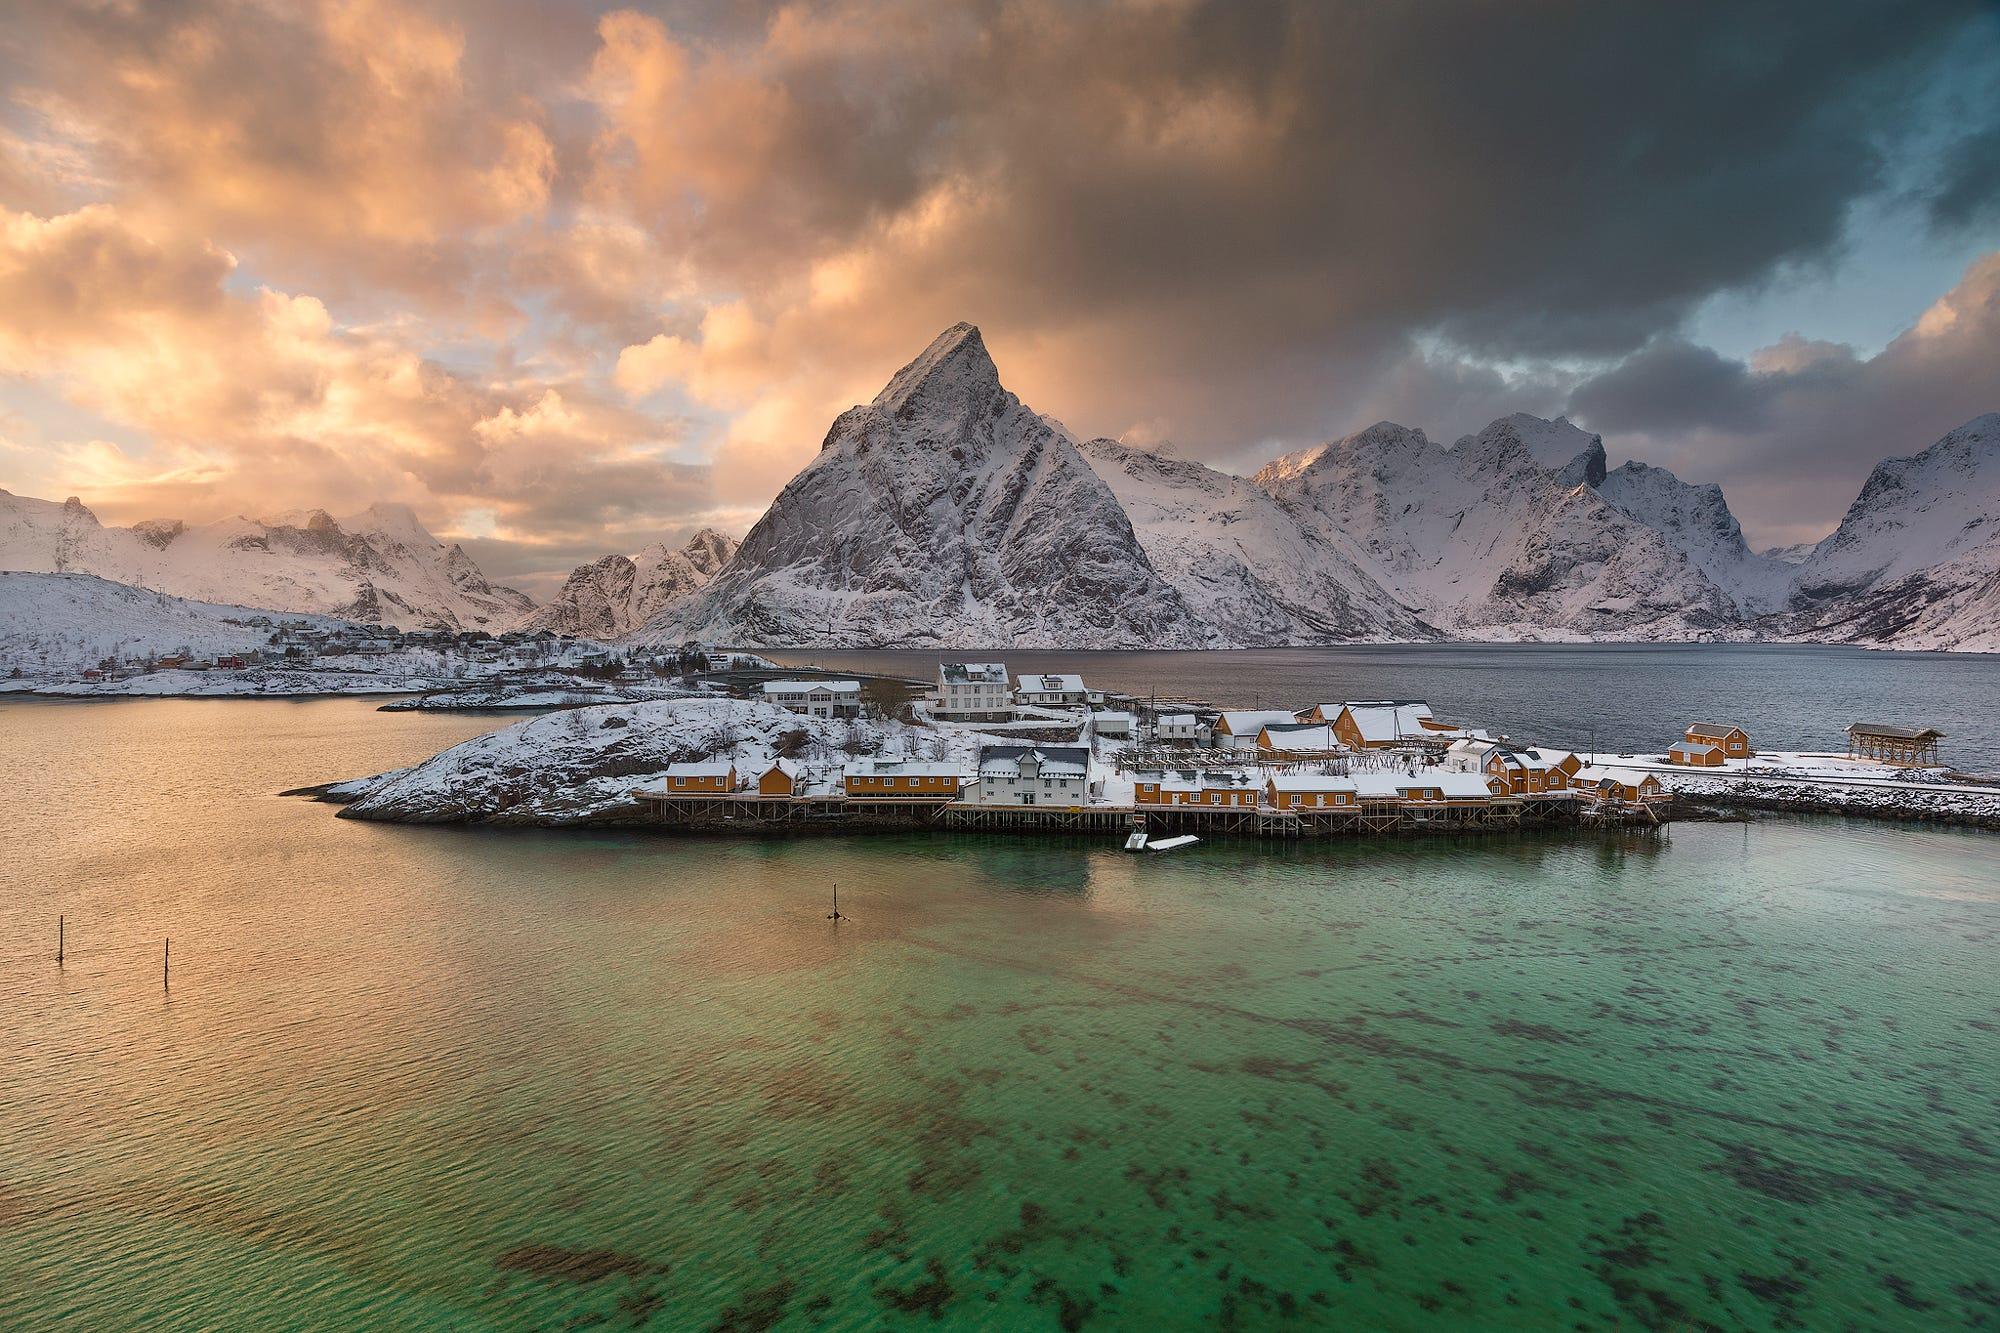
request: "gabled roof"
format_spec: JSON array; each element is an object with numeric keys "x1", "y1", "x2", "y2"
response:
[
  {"x1": 977, "y1": 744, "x2": 1090, "y2": 777},
  {"x1": 1686, "y1": 722, "x2": 1744, "y2": 739},
  {"x1": 939, "y1": 662, "x2": 1009, "y2": 684},
  {"x1": 1265, "y1": 773, "x2": 1358, "y2": 793},
  {"x1": 1016, "y1": 672, "x2": 1086, "y2": 692},
  {"x1": 1216, "y1": 708, "x2": 1296, "y2": 734},
  {"x1": 1155, "y1": 712, "x2": 1200, "y2": 727},
  {"x1": 1258, "y1": 722, "x2": 1337, "y2": 752},
  {"x1": 666, "y1": 760, "x2": 735, "y2": 777},
  {"x1": 1668, "y1": 740, "x2": 1724, "y2": 758},
  {"x1": 1339, "y1": 701, "x2": 1435, "y2": 743}
]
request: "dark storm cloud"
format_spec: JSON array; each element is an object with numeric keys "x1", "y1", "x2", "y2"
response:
[
  {"x1": 1567, "y1": 341, "x2": 1771, "y2": 435},
  {"x1": 1928, "y1": 125, "x2": 2000, "y2": 231},
  {"x1": 1566, "y1": 253, "x2": 2000, "y2": 545},
  {"x1": 4, "y1": 0, "x2": 1998, "y2": 557}
]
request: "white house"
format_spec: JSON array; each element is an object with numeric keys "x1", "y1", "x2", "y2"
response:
[
  {"x1": 935, "y1": 662, "x2": 1012, "y2": 720},
  {"x1": 761, "y1": 679, "x2": 863, "y2": 718},
  {"x1": 1088, "y1": 709, "x2": 1135, "y2": 738},
  {"x1": 967, "y1": 745, "x2": 1096, "y2": 807},
  {"x1": 1014, "y1": 672, "x2": 1089, "y2": 708},
  {"x1": 1153, "y1": 713, "x2": 1210, "y2": 746}
]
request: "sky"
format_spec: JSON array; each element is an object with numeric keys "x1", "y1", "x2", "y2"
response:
[{"x1": 2, "y1": 0, "x2": 1998, "y2": 597}]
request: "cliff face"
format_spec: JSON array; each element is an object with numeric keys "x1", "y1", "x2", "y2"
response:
[{"x1": 518, "y1": 530, "x2": 740, "y2": 640}]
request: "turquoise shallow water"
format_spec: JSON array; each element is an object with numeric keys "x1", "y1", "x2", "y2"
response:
[{"x1": 2, "y1": 698, "x2": 1997, "y2": 1330}]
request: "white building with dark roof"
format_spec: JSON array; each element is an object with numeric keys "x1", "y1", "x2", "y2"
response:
[
  {"x1": 935, "y1": 662, "x2": 1012, "y2": 719},
  {"x1": 1014, "y1": 672, "x2": 1089, "y2": 707},
  {"x1": 968, "y1": 745, "x2": 1096, "y2": 807}
]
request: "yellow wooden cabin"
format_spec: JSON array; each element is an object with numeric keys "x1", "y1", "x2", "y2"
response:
[
  {"x1": 1326, "y1": 701, "x2": 1454, "y2": 750},
  {"x1": 1683, "y1": 723, "x2": 1751, "y2": 758},
  {"x1": 665, "y1": 761, "x2": 737, "y2": 795},
  {"x1": 842, "y1": 760, "x2": 965, "y2": 798},
  {"x1": 1666, "y1": 740, "x2": 1726, "y2": 767},
  {"x1": 1263, "y1": 775, "x2": 1359, "y2": 810},
  {"x1": 1134, "y1": 770, "x2": 1260, "y2": 807},
  {"x1": 755, "y1": 760, "x2": 799, "y2": 797}
]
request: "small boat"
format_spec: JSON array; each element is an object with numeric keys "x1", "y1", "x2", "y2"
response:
[
  {"x1": 1144, "y1": 835, "x2": 1200, "y2": 853},
  {"x1": 1122, "y1": 831, "x2": 1149, "y2": 852}
]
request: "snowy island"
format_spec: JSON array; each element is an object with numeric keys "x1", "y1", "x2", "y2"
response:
[{"x1": 308, "y1": 671, "x2": 2000, "y2": 836}]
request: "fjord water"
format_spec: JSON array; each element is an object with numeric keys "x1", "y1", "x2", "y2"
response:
[
  {"x1": 769, "y1": 642, "x2": 2000, "y2": 759},
  {"x1": 3, "y1": 698, "x2": 1998, "y2": 1330}
]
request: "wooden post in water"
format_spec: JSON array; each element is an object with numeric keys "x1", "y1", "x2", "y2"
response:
[
  {"x1": 827, "y1": 881, "x2": 843, "y2": 923},
  {"x1": 163, "y1": 937, "x2": 170, "y2": 990},
  {"x1": 57, "y1": 915, "x2": 64, "y2": 966}
]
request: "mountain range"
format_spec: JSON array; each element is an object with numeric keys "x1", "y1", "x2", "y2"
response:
[
  {"x1": 0, "y1": 494, "x2": 533, "y2": 631},
  {"x1": 2, "y1": 324, "x2": 1994, "y2": 651}
]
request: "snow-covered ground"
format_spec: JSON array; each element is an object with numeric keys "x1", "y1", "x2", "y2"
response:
[
  {"x1": 329, "y1": 697, "x2": 996, "y2": 825},
  {"x1": 1584, "y1": 752, "x2": 2000, "y2": 823},
  {"x1": 0, "y1": 572, "x2": 355, "y2": 672}
]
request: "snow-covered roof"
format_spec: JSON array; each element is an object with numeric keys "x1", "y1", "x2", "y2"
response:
[
  {"x1": 1217, "y1": 708, "x2": 1296, "y2": 735},
  {"x1": 762, "y1": 679, "x2": 862, "y2": 695},
  {"x1": 1155, "y1": 713, "x2": 1200, "y2": 727},
  {"x1": 939, "y1": 662, "x2": 1008, "y2": 684},
  {"x1": 977, "y1": 744, "x2": 1090, "y2": 777},
  {"x1": 1574, "y1": 765, "x2": 1661, "y2": 790},
  {"x1": 666, "y1": 760, "x2": 735, "y2": 778},
  {"x1": 1134, "y1": 767, "x2": 1257, "y2": 791},
  {"x1": 1091, "y1": 709, "x2": 1135, "y2": 722},
  {"x1": 1016, "y1": 672, "x2": 1086, "y2": 692},
  {"x1": 1258, "y1": 722, "x2": 1337, "y2": 751},
  {"x1": 1686, "y1": 722, "x2": 1744, "y2": 739},
  {"x1": 1339, "y1": 701, "x2": 1435, "y2": 743},
  {"x1": 1266, "y1": 773, "x2": 1358, "y2": 793},
  {"x1": 844, "y1": 758, "x2": 966, "y2": 779},
  {"x1": 1668, "y1": 741, "x2": 1723, "y2": 758},
  {"x1": 1429, "y1": 773, "x2": 1501, "y2": 799},
  {"x1": 759, "y1": 758, "x2": 800, "y2": 777},
  {"x1": 1351, "y1": 773, "x2": 1404, "y2": 799}
]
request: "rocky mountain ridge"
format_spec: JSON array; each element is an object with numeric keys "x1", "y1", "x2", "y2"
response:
[{"x1": 518, "y1": 529, "x2": 739, "y2": 639}]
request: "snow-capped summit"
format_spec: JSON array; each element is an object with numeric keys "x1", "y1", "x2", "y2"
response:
[
  {"x1": 1079, "y1": 437, "x2": 1435, "y2": 645},
  {"x1": 1783, "y1": 413, "x2": 2000, "y2": 651},
  {"x1": 519, "y1": 528, "x2": 742, "y2": 640},
  {"x1": 1260, "y1": 413, "x2": 1751, "y2": 638},
  {"x1": 642, "y1": 323, "x2": 1216, "y2": 648},
  {"x1": 0, "y1": 489, "x2": 533, "y2": 630},
  {"x1": 1452, "y1": 413, "x2": 1608, "y2": 489}
]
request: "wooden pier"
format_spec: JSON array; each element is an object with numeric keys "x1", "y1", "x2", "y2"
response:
[{"x1": 633, "y1": 789, "x2": 1592, "y2": 839}]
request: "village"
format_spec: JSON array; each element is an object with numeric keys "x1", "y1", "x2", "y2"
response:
[{"x1": 626, "y1": 660, "x2": 1957, "y2": 841}]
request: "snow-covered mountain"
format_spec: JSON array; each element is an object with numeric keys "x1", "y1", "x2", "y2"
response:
[
  {"x1": 518, "y1": 529, "x2": 739, "y2": 639},
  {"x1": 1256, "y1": 414, "x2": 1760, "y2": 639},
  {"x1": 1781, "y1": 413, "x2": 2000, "y2": 652},
  {"x1": 0, "y1": 493, "x2": 534, "y2": 631},
  {"x1": 0, "y1": 571, "x2": 353, "y2": 670},
  {"x1": 642, "y1": 323, "x2": 1217, "y2": 648},
  {"x1": 1078, "y1": 438, "x2": 1436, "y2": 644}
]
